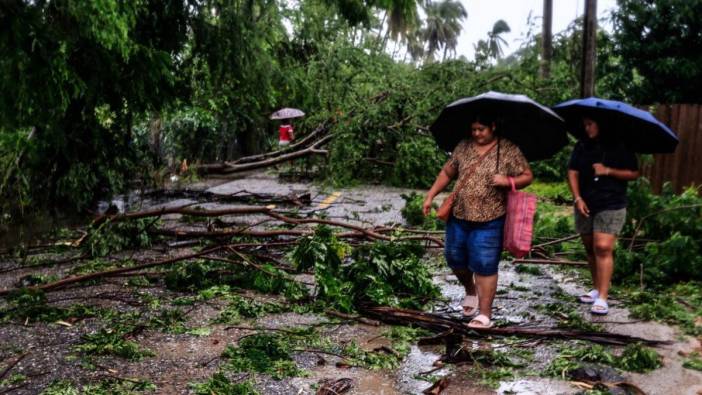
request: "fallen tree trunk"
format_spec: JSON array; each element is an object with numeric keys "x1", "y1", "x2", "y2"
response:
[
  {"x1": 95, "y1": 204, "x2": 444, "y2": 247},
  {"x1": 231, "y1": 122, "x2": 330, "y2": 164},
  {"x1": 0, "y1": 246, "x2": 222, "y2": 296},
  {"x1": 141, "y1": 189, "x2": 311, "y2": 207},
  {"x1": 150, "y1": 227, "x2": 444, "y2": 247},
  {"x1": 360, "y1": 306, "x2": 669, "y2": 346},
  {"x1": 194, "y1": 134, "x2": 332, "y2": 175}
]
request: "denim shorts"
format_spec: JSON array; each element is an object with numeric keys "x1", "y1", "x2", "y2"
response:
[{"x1": 444, "y1": 215, "x2": 505, "y2": 276}]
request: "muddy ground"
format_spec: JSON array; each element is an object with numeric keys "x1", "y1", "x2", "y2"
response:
[{"x1": 1, "y1": 170, "x2": 701, "y2": 394}]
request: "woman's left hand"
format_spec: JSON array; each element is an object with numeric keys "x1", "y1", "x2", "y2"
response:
[{"x1": 492, "y1": 174, "x2": 511, "y2": 187}]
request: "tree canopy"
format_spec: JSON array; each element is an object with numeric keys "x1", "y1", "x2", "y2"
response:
[{"x1": 0, "y1": 0, "x2": 698, "y2": 217}]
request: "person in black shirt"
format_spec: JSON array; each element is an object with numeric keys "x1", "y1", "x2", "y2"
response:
[{"x1": 567, "y1": 116, "x2": 639, "y2": 315}]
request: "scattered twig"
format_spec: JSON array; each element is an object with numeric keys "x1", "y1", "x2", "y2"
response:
[
  {"x1": 0, "y1": 352, "x2": 28, "y2": 382},
  {"x1": 0, "y1": 246, "x2": 225, "y2": 296},
  {"x1": 325, "y1": 310, "x2": 380, "y2": 326}
]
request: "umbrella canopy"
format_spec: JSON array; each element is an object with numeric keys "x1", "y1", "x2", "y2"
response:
[
  {"x1": 270, "y1": 108, "x2": 305, "y2": 120},
  {"x1": 553, "y1": 97, "x2": 679, "y2": 153},
  {"x1": 430, "y1": 91, "x2": 567, "y2": 161}
]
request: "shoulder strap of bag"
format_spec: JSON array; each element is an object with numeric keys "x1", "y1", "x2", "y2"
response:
[{"x1": 495, "y1": 138, "x2": 500, "y2": 174}]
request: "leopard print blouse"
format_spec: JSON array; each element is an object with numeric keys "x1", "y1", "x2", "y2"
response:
[{"x1": 447, "y1": 138, "x2": 529, "y2": 222}]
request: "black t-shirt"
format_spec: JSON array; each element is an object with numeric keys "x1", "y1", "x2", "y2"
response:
[{"x1": 568, "y1": 139, "x2": 638, "y2": 213}]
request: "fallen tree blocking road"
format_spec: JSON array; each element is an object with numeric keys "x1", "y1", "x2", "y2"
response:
[{"x1": 360, "y1": 306, "x2": 670, "y2": 346}]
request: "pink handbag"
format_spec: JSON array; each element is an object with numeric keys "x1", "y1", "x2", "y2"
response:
[{"x1": 503, "y1": 177, "x2": 537, "y2": 258}]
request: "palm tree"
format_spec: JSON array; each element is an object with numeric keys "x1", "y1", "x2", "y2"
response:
[
  {"x1": 376, "y1": 0, "x2": 421, "y2": 53},
  {"x1": 421, "y1": 0, "x2": 467, "y2": 61},
  {"x1": 486, "y1": 19, "x2": 511, "y2": 59},
  {"x1": 403, "y1": 23, "x2": 425, "y2": 63},
  {"x1": 541, "y1": 0, "x2": 553, "y2": 78}
]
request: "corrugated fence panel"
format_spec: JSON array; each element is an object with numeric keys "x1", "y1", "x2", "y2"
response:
[{"x1": 641, "y1": 104, "x2": 702, "y2": 194}]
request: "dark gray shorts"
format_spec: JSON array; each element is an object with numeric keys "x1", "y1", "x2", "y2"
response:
[{"x1": 574, "y1": 207, "x2": 627, "y2": 235}]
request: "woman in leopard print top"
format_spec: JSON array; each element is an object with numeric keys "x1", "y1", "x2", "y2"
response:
[{"x1": 423, "y1": 114, "x2": 533, "y2": 328}]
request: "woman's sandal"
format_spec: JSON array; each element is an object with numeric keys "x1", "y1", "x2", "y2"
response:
[
  {"x1": 467, "y1": 314, "x2": 493, "y2": 329},
  {"x1": 591, "y1": 298, "x2": 609, "y2": 315},
  {"x1": 578, "y1": 289, "x2": 599, "y2": 304},
  {"x1": 462, "y1": 294, "x2": 479, "y2": 317}
]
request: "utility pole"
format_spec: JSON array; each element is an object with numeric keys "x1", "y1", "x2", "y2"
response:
[
  {"x1": 540, "y1": 0, "x2": 553, "y2": 79},
  {"x1": 580, "y1": 0, "x2": 597, "y2": 97}
]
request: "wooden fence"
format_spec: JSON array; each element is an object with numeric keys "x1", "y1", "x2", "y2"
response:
[{"x1": 640, "y1": 104, "x2": 702, "y2": 194}]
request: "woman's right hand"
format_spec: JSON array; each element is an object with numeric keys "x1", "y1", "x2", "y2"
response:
[
  {"x1": 422, "y1": 196, "x2": 433, "y2": 216},
  {"x1": 576, "y1": 199, "x2": 590, "y2": 217}
]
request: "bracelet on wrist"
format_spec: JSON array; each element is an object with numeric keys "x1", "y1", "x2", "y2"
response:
[{"x1": 574, "y1": 196, "x2": 582, "y2": 204}]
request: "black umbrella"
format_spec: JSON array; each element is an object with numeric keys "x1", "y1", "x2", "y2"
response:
[
  {"x1": 552, "y1": 97, "x2": 679, "y2": 153},
  {"x1": 430, "y1": 91, "x2": 567, "y2": 161}
]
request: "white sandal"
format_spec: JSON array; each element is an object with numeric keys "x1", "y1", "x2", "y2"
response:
[
  {"x1": 579, "y1": 289, "x2": 599, "y2": 304},
  {"x1": 467, "y1": 314, "x2": 493, "y2": 329},
  {"x1": 591, "y1": 298, "x2": 609, "y2": 315},
  {"x1": 461, "y1": 294, "x2": 479, "y2": 317}
]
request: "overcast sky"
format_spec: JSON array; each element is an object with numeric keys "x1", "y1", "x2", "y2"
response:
[{"x1": 453, "y1": 0, "x2": 619, "y2": 60}]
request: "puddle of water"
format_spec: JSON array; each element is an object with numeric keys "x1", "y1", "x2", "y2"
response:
[
  {"x1": 497, "y1": 378, "x2": 575, "y2": 394},
  {"x1": 354, "y1": 373, "x2": 400, "y2": 395},
  {"x1": 396, "y1": 345, "x2": 449, "y2": 394}
]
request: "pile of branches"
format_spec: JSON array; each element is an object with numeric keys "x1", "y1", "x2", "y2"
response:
[{"x1": 0, "y1": 190, "x2": 443, "y2": 297}]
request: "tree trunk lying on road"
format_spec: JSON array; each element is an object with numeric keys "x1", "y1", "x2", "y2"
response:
[{"x1": 360, "y1": 306, "x2": 670, "y2": 346}]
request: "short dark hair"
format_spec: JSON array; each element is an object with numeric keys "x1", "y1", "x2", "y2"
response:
[{"x1": 471, "y1": 113, "x2": 498, "y2": 127}]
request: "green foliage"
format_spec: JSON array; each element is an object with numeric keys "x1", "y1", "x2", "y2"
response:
[
  {"x1": 613, "y1": 0, "x2": 702, "y2": 102},
  {"x1": 190, "y1": 373, "x2": 259, "y2": 395},
  {"x1": 393, "y1": 137, "x2": 446, "y2": 188},
  {"x1": 1, "y1": 288, "x2": 101, "y2": 323},
  {"x1": 617, "y1": 343, "x2": 662, "y2": 373},
  {"x1": 524, "y1": 182, "x2": 572, "y2": 204},
  {"x1": 74, "y1": 312, "x2": 154, "y2": 361},
  {"x1": 290, "y1": 225, "x2": 348, "y2": 272},
  {"x1": 537, "y1": 302, "x2": 602, "y2": 332},
  {"x1": 382, "y1": 326, "x2": 430, "y2": 355},
  {"x1": 514, "y1": 265, "x2": 542, "y2": 276},
  {"x1": 0, "y1": 373, "x2": 26, "y2": 389},
  {"x1": 478, "y1": 367, "x2": 515, "y2": 389},
  {"x1": 0, "y1": 0, "x2": 188, "y2": 213},
  {"x1": 84, "y1": 219, "x2": 156, "y2": 258},
  {"x1": 213, "y1": 295, "x2": 282, "y2": 324},
  {"x1": 40, "y1": 378, "x2": 156, "y2": 395},
  {"x1": 164, "y1": 257, "x2": 306, "y2": 302},
  {"x1": 165, "y1": 260, "x2": 224, "y2": 291},
  {"x1": 683, "y1": 352, "x2": 702, "y2": 372},
  {"x1": 148, "y1": 309, "x2": 187, "y2": 334},
  {"x1": 615, "y1": 180, "x2": 702, "y2": 286},
  {"x1": 346, "y1": 239, "x2": 439, "y2": 309},
  {"x1": 222, "y1": 334, "x2": 306, "y2": 379},
  {"x1": 620, "y1": 282, "x2": 702, "y2": 336},
  {"x1": 76, "y1": 327, "x2": 154, "y2": 361},
  {"x1": 290, "y1": 226, "x2": 439, "y2": 312},
  {"x1": 342, "y1": 341, "x2": 402, "y2": 370},
  {"x1": 533, "y1": 202, "x2": 572, "y2": 240},
  {"x1": 544, "y1": 342, "x2": 661, "y2": 377},
  {"x1": 340, "y1": 242, "x2": 433, "y2": 310},
  {"x1": 400, "y1": 192, "x2": 444, "y2": 230}
]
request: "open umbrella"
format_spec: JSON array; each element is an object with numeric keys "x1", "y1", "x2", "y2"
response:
[
  {"x1": 553, "y1": 97, "x2": 679, "y2": 153},
  {"x1": 430, "y1": 91, "x2": 567, "y2": 161},
  {"x1": 270, "y1": 108, "x2": 305, "y2": 120}
]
